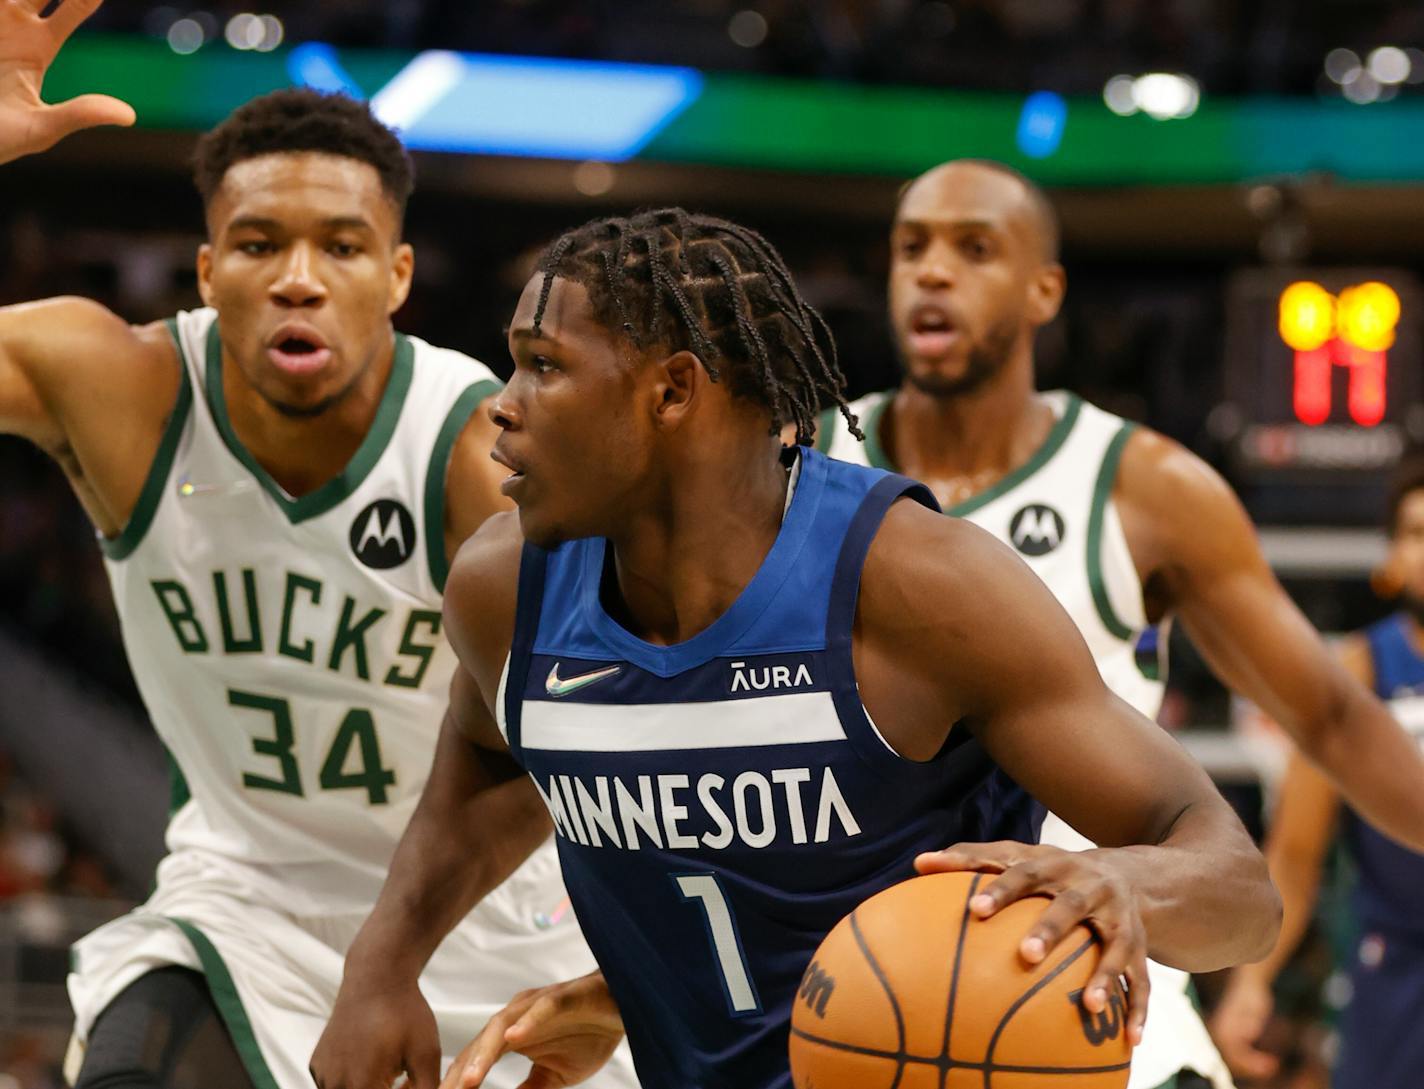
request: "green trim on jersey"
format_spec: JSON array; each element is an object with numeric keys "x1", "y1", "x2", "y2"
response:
[
  {"x1": 1146, "y1": 1076, "x2": 1178, "y2": 1089},
  {"x1": 166, "y1": 746, "x2": 192, "y2": 814},
  {"x1": 100, "y1": 320, "x2": 194, "y2": 560},
  {"x1": 203, "y1": 321, "x2": 415, "y2": 524},
  {"x1": 947, "y1": 394, "x2": 1082, "y2": 516},
  {"x1": 424, "y1": 378, "x2": 502, "y2": 592},
  {"x1": 166, "y1": 917, "x2": 281, "y2": 1089},
  {"x1": 1087, "y1": 421, "x2": 1138, "y2": 641},
  {"x1": 812, "y1": 403, "x2": 850, "y2": 453}
]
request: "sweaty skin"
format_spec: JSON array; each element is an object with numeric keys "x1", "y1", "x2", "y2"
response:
[
  {"x1": 881, "y1": 160, "x2": 1424, "y2": 854},
  {"x1": 345, "y1": 271, "x2": 1276, "y2": 1089}
]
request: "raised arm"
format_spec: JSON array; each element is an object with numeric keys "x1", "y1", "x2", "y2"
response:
[
  {"x1": 312, "y1": 514, "x2": 551, "y2": 1089},
  {"x1": 859, "y1": 502, "x2": 1279, "y2": 1037},
  {"x1": 0, "y1": 0, "x2": 134, "y2": 166},
  {"x1": 1116, "y1": 428, "x2": 1424, "y2": 852}
]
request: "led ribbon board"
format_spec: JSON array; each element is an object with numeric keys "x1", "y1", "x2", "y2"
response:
[{"x1": 43, "y1": 35, "x2": 1424, "y2": 182}]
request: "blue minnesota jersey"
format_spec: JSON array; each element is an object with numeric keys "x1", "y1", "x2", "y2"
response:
[
  {"x1": 1345, "y1": 613, "x2": 1424, "y2": 936},
  {"x1": 498, "y1": 448, "x2": 1004, "y2": 1089}
]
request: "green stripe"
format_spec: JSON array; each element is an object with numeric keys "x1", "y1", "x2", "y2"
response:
[
  {"x1": 166, "y1": 918, "x2": 281, "y2": 1089},
  {"x1": 424, "y1": 378, "x2": 502, "y2": 592},
  {"x1": 1087, "y1": 422, "x2": 1139, "y2": 641},
  {"x1": 947, "y1": 394, "x2": 1082, "y2": 516},
  {"x1": 813, "y1": 406, "x2": 837, "y2": 453},
  {"x1": 204, "y1": 321, "x2": 415, "y2": 524},
  {"x1": 166, "y1": 746, "x2": 192, "y2": 814},
  {"x1": 859, "y1": 393, "x2": 896, "y2": 471},
  {"x1": 1146, "y1": 1076, "x2": 1179, "y2": 1089},
  {"x1": 100, "y1": 319, "x2": 192, "y2": 560}
]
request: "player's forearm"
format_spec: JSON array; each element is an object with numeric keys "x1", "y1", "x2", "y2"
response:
[
  {"x1": 1297, "y1": 685, "x2": 1424, "y2": 852},
  {"x1": 1095, "y1": 802, "x2": 1280, "y2": 972},
  {"x1": 344, "y1": 714, "x2": 551, "y2": 984}
]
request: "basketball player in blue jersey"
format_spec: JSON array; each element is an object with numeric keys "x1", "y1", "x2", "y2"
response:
[
  {"x1": 1211, "y1": 456, "x2": 1424, "y2": 1089},
  {"x1": 320, "y1": 208, "x2": 1280, "y2": 1089},
  {"x1": 0, "y1": 7, "x2": 635, "y2": 1088},
  {"x1": 811, "y1": 159, "x2": 1424, "y2": 1088}
]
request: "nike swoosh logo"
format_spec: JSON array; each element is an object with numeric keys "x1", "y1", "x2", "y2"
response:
[{"x1": 546, "y1": 662, "x2": 622, "y2": 697}]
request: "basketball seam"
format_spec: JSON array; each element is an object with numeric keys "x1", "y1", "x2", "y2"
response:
[
  {"x1": 788, "y1": 1027, "x2": 1132, "y2": 1075},
  {"x1": 940, "y1": 870, "x2": 982, "y2": 1087},
  {"x1": 982, "y1": 934, "x2": 1098, "y2": 1088},
  {"x1": 850, "y1": 910, "x2": 908, "y2": 1089}
]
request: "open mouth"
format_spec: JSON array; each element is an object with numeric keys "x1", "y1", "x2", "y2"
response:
[
  {"x1": 267, "y1": 328, "x2": 332, "y2": 376},
  {"x1": 907, "y1": 305, "x2": 960, "y2": 358}
]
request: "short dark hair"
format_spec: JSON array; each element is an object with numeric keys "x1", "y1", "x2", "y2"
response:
[
  {"x1": 531, "y1": 208, "x2": 861, "y2": 447},
  {"x1": 1387, "y1": 451, "x2": 1424, "y2": 535},
  {"x1": 192, "y1": 89, "x2": 414, "y2": 216}
]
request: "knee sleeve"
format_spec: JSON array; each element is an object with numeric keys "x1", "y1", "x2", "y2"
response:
[{"x1": 73, "y1": 967, "x2": 254, "y2": 1089}]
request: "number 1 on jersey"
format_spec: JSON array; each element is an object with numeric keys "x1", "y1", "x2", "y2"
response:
[{"x1": 674, "y1": 873, "x2": 761, "y2": 1015}]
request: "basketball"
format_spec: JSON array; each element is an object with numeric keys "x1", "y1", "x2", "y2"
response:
[{"x1": 789, "y1": 871, "x2": 1132, "y2": 1089}]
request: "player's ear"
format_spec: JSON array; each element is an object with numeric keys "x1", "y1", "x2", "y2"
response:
[
  {"x1": 651, "y1": 349, "x2": 704, "y2": 433},
  {"x1": 196, "y1": 244, "x2": 216, "y2": 308},
  {"x1": 388, "y1": 242, "x2": 415, "y2": 315},
  {"x1": 1026, "y1": 262, "x2": 1066, "y2": 327}
]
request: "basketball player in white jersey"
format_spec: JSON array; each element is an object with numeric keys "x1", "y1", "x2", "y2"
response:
[
  {"x1": 0, "y1": 5, "x2": 635, "y2": 1088},
  {"x1": 814, "y1": 159, "x2": 1424, "y2": 1088}
]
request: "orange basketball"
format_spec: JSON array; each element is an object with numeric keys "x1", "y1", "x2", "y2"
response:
[{"x1": 789, "y1": 871, "x2": 1132, "y2": 1089}]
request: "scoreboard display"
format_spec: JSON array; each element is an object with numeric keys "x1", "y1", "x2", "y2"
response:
[{"x1": 1223, "y1": 268, "x2": 1424, "y2": 524}]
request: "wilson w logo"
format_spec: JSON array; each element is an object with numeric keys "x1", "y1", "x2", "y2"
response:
[
  {"x1": 1068, "y1": 987, "x2": 1125, "y2": 1046},
  {"x1": 798, "y1": 960, "x2": 836, "y2": 1018}
]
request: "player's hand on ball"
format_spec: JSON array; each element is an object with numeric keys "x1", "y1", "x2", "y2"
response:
[
  {"x1": 441, "y1": 971, "x2": 624, "y2": 1089},
  {"x1": 915, "y1": 841, "x2": 1150, "y2": 1046},
  {"x1": 1208, "y1": 975, "x2": 1280, "y2": 1082},
  {"x1": 0, "y1": 0, "x2": 135, "y2": 165},
  {"x1": 309, "y1": 973, "x2": 442, "y2": 1089}
]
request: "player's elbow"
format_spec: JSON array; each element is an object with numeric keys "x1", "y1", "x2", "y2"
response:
[{"x1": 1237, "y1": 849, "x2": 1284, "y2": 964}]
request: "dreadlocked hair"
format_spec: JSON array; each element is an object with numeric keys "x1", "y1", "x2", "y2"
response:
[{"x1": 531, "y1": 208, "x2": 861, "y2": 446}]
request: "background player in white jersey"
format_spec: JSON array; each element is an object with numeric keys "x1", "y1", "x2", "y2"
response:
[
  {"x1": 1210, "y1": 456, "x2": 1424, "y2": 1088},
  {"x1": 814, "y1": 158, "x2": 1424, "y2": 1088},
  {"x1": 0, "y1": 5, "x2": 634, "y2": 1088}
]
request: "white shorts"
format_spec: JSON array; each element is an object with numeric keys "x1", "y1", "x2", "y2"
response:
[
  {"x1": 66, "y1": 846, "x2": 639, "y2": 1089},
  {"x1": 1038, "y1": 813, "x2": 1234, "y2": 1089}
]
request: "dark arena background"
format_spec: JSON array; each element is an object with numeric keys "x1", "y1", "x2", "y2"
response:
[{"x1": 4, "y1": 2, "x2": 1424, "y2": 1086}]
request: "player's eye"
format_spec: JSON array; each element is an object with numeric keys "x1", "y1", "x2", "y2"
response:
[
  {"x1": 961, "y1": 237, "x2": 993, "y2": 260},
  {"x1": 237, "y1": 240, "x2": 274, "y2": 256},
  {"x1": 897, "y1": 235, "x2": 926, "y2": 257},
  {"x1": 532, "y1": 355, "x2": 557, "y2": 375},
  {"x1": 328, "y1": 241, "x2": 361, "y2": 258}
]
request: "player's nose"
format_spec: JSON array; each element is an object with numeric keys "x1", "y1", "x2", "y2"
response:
[{"x1": 269, "y1": 242, "x2": 327, "y2": 307}]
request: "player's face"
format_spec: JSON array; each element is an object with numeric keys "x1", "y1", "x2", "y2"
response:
[
  {"x1": 196, "y1": 152, "x2": 413, "y2": 418},
  {"x1": 492, "y1": 276, "x2": 658, "y2": 548},
  {"x1": 1391, "y1": 490, "x2": 1424, "y2": 611},
  {"x1": 888, "y1": 164, "x2": 1061, "y2": 397}
]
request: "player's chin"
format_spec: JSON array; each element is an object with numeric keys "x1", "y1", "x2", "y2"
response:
[{"x1": 516, "y1": 506, "x2": 573, "y2": 550}]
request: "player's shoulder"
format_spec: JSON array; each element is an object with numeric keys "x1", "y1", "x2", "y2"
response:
[
  {"x1": 443, "y1": 511, "x2": 524, "y2": 661},
  {"x1": 401, "y1": 331, "x2": 503, "y2": 388},
  {"x1": 1115, "y1": 422, "x2": 1239, "y2": 519}
]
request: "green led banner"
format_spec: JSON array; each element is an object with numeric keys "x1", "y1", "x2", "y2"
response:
[{"x1": 43, "y1": 34, "x2": 1424, "y2": 184}]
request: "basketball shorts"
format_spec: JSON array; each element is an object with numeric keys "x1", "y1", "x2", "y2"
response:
[
  {"x1": 1333, "y1": 928, "x2": 1424, "y2": 1089},
  {"x1": 1038, "y1": 813, "x2": 1234, "y2": 1089},
  {"x1": 65, "y1": 846, "x2": 639, "y2": 1089}
]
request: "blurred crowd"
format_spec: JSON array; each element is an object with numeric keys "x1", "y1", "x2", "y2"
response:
[{"x1": 76, "y1": 0, "x2": 1424, "y2": 98}]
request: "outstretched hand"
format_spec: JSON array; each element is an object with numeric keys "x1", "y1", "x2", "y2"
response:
[
  {"x1": 441, "y1": 971, "x2": 625, "y2": 1089},
  {"x1": 916, "y1": 840, "x2": 1150, "y2": 1046},
  {"x1": 0, "y1": 0, "x2": 135, "y2": 165}
]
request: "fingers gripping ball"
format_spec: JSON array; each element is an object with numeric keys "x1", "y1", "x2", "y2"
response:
[{"x1": 789, "y1": 872, "x2": 1132, "y2": 1089}]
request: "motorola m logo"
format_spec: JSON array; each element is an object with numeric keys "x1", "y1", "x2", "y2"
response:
[
  {"x1": 1008, "y1": 503, "x2": 1066, "y2": 557},
  {"x1": 350, "y1": 499, "x2": 416, "y2": 570}
]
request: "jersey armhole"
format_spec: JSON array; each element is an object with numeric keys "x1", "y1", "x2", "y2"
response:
[
  {"x1": 824, "y1": 475, "x2": 947, "y2": 778},
  {"x1": 503, "y1": 542, "x2": 551, "y2": 760},
  {"x1": 422, "y1": 377, "x2": 502, "y2": 591},
  {"x1": 99, "y1": 318, "x2": 193, "y2": 561},
  {"x1": 1086, "y1": 421, "x2": 1139, "y2": 641}
]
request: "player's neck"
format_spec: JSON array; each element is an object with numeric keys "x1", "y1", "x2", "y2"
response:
[
  {"x1": 602, "y1": 440, "x2": 790, "y2": 648},
  {"x1": 221, "y1": 339, "x2": 395, "y2": 498},
  {"x1": 886, "y1": 364, "x2": 1053, "y2": 506}
]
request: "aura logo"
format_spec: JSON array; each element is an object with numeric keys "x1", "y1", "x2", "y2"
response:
[
  {"x1": 1009, "y1": 503, "x2": 1066, "y2": 556},
  {"x1": 798, "y1": 960, "x2": 836, "y2": 1018},
  {"x1": 730, "y1": 660, "x2": 813, "y2": 693},
  {"x1": 350, "y1": 499, "x2": 415, "y2": 570},
  {"x1": 1068, "y1": 987, "x2": 1125, "y2": 1046}
]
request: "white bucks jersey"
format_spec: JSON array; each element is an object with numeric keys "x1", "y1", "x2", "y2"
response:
[
  {"x1": 101, "y1": 308, "x2": 501, "y2": 915},
  {"x1": 818, "y1": 389, "x2": 1163, "y2": 718}
]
